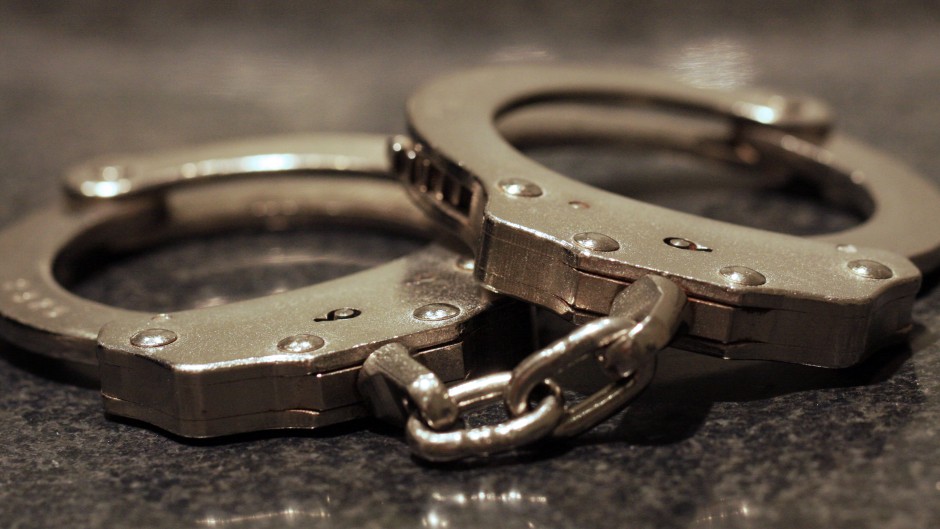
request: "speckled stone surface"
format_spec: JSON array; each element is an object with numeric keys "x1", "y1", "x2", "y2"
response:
[{"x1": 2, "y1": 2, "x2": 940, "y2": 528}]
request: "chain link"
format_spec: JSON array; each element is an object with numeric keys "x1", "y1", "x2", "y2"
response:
[
  {"x1": 358, "y1": 275, "x2": 688, "y2": 461},
  {"x1": 406, "y1": 373, "x2": 565, "y2": 462}
]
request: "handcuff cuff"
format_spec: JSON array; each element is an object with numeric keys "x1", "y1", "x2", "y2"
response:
[
  {"x1": 393, "y1": 65, "x2": 940, "y2": 459},
  {"x1": 0, "y1": 134, "x2": 535, "y2": 437},
  {"x1": 2, "y1": 66, "x2": 939, "y2": 462}
]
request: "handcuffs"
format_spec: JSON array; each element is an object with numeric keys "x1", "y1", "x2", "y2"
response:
[
  {"x1": 0, "y1": 134, "x2": 534, "y2": 437},
  {"x1": 2, "y1": 65, "x2": 939, "y2": 462}
]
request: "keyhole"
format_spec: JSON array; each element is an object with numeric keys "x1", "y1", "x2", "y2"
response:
[
  {"x1": 663, "y1": 237, "x2": 712, "y2": 252},
  {"x1": 314, "y1": 308, "x2": 362, "y2": 322}
]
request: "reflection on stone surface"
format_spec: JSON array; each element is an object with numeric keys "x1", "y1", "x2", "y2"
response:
[
  {"x1": 189, "y1": 484, "x2": 557, "y2": 528},
  {"x1": 199, "y1": 505, "x2": 330, "y2": 526},
  {"x1": 689, "y1": 499, "x2": 757, "y2": 529},
  {"x1": 422, "y1": 482, "x2": 554, "y2": 529}
]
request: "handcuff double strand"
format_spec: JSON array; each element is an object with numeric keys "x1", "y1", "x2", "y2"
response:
[{"x1": 2, "y1": 66, "x2": 939, "y2": 462}]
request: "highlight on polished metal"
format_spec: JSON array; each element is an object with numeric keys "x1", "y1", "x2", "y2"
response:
[
  {"x1": 360, "y1": 275, "x2": 686, "y2": 461},
  {"x1": 0, "y1": 134, "x2": 533, "y2": 438},
  {"x1": 400, "y1": 64, "x2": 940, "y2": 369},
  {"x1": 2, "y1": 64, "x2": 939, "y2": 463}
]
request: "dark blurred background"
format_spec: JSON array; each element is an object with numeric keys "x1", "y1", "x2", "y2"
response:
[{"x1": 2, "y1": 2, "x2": 939, "y2": 528}]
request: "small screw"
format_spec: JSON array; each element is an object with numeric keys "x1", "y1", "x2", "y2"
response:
[
  {"x1": 498, "y1": 178, "x2": 543, "y2": 198},
  {"x1": 847, "y1": 260, "x2": 893, "y2": 280},
  {"x1": 719, "y1": 266, "x2": 766, "y2": 286},
  {"x1": 130, "y1": 329, "x2": 178, "y2": 348},
  {"x1": 413, "y1": 303, "x2": 461, "y2": 321},
  {"x1": 277, "y1": 334, "x2": 326, "y2": 353},
  {"x1": 573, "y1": 232, "x2": 620, "y2": 252}
]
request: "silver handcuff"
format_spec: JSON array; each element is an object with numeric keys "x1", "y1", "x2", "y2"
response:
[
  {"x1": 2, "y1": 66, "x2": 939, "y2": 462},
  {"x1": 0, "y1": 134, "x2": 535, "y2": 437}
]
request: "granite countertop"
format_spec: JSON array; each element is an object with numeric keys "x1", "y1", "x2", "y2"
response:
[{"x1": 2, "y1": 2, "x2": 939, "y2": 528}]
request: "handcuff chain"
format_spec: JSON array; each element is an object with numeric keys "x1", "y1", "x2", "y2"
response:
[{"x1": 360, "y1": 275, "x2": 688, "y2": 461}]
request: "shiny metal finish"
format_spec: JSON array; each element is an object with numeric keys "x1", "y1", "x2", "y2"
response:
[
  {"x1": 358, "y1": 342, "x2": 458, "y2": 430},
  {"x1": 412, "y1": 303, "x2": 461, "y2": 321},
  {"x1": 1, "y1": 133, "x2": 433, "y2": 368},
  {"x1": 402, "y1": 64, "x2": 940, "y2": 367},
  {"x1": 572, "y1": 232, "x2": 620, "y2": 252},
  {"x1": 276, "y1": 334, "x2": 326, "y2": 354},
  {"x1": 64, "y1": 134, "x2": 391, "y2": 199},
  {"x1": 847, "y1": 259, "x2": 893, "y2": 280},
  {"x1": 498, "y1": 178, "x2": 543, "y2": 198},
  {"x1": 508, "y1": 275, "x2": 686, "y2": 438},
  {"x1": 0, "y1": 134, "x2": 534, "y2": 438},
  {"x1": 130, "y1": 328, "x2": 178, "y2": 348},
  {"x1": 2, "y1": 64, "x2": 937, "y2": 463},
  {"x1": 718, "y1": 266, "x2": 767, "y2": 287},
  {"x1": 396, "y1": 275, "x2": 686, "y2": 460},
  {"x1": 406, "y1": 373, "x2": 564, "y2": 462}
]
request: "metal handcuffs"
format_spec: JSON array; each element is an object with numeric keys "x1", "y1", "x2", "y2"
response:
[
  {"x1": 2, "y1": 66, "x2": 939, "y2": 461},
  {"x1": 0, "y1": 134, "x2": 534, "y2": 438},
  {"x1": 400, "y1": 64, "x2": 940, "y2": 368},
  {"x1": 387, "y1": 65, "x2": 940, "y2": 459}
]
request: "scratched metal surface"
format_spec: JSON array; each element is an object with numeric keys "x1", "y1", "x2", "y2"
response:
[{"x1": 2, "y1": 2, "x2": 940, "y2": 528}]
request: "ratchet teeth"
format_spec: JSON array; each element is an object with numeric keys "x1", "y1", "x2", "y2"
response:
[{"x1": 400, "y1": 144, "x2": 474, "y2": 221}]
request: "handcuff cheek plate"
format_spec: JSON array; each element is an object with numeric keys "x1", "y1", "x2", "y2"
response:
[
  {"x1": 401, "y1": 65, "x2": 939, "y2": 367},
  {"x1": 0, "y1": 135, "x2": 533, "y2": 437}
]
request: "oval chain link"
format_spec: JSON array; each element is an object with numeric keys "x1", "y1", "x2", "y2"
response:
[
  {"x1": 358, "y1": 275, "x2": 688, "y2": 461},
  {"x1": 406, "y1": 373, "x2": 565, "y2": 462}
]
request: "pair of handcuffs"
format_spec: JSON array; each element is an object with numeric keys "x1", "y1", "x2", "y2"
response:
[{"x1": 2, "y1": 66, "x2": 939, "y2": 462}]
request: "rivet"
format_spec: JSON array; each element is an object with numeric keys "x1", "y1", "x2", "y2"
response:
[
  {"x1": 130, "y1": 328, "x2": 178, "y2": 348},
  {"x1": 573, "y1": 232, "x2": 620, "y2": 252},
  {"x1": 277, "y1": 334, "x2": 325, "y2": 353},
  {"x1": 455, "y1": 256, "x2": 475, "y2": 271},
  {"x1": 719, "y1": 266, "x2": 766, "y2": 286},
  {"x1": 413, "y1": 303, "x2": 461, "y2": 321},
  {"x1": 847, "y1": 260, "x2": 893, "y2": 280},
  {"x1": 498, "y1": 178, "x2": 543, "y2": 197}
]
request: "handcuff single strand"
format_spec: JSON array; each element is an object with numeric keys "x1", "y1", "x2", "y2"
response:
[{"x1": 0, "y1": 133, "x2": 534, "y2": 437}]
